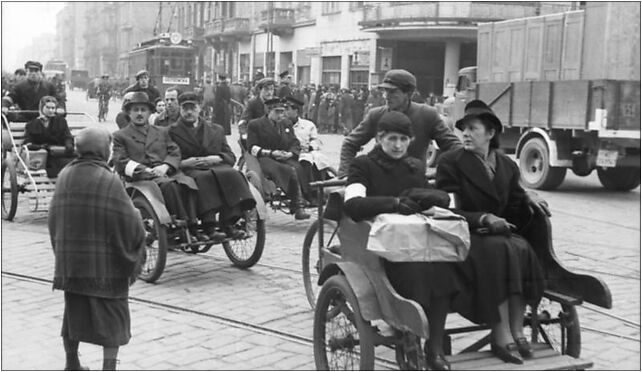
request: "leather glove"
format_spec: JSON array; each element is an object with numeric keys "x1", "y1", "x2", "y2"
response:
[
  {"x1": 482, "y1": 214, "x2": 515, "y2": 236},
  {"x1": 525, "y1": 191, "x2": 551, "y2": 217},
  {"x1": 396, "y1": 197, "x2": 423, "y2": 215}
]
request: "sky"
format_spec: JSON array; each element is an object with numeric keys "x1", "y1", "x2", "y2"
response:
[{"x1": 2, "y1": 2, "x2": 65, "y2": 71}]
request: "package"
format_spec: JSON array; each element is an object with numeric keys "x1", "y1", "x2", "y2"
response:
[{"x1": 367, "y1": 206, "x2": 470, "y2": 262}]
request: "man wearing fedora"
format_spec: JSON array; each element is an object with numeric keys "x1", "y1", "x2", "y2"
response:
[
  {"x1": 2, "y1": 60, "x2": 58, "y2": 121},
  {"x1": 123, "y1": 70, "x2": 160, "y2": 103},
  {"x1": 338, "y1": 69, "x2": 462, "y2": 177}
]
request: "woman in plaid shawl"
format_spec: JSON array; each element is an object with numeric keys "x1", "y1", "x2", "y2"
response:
[{"x1": 49, "y1": 127, "x2": 145, "y2": 370}]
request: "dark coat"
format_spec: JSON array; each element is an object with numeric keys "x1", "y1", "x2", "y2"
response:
[
  {"x1": 214, "y1": 82, "x2": 231, "y2": 134},
  {"x1": 276, "y1": 83, "x2": 292, "y2": 98},
  {"x1": 247, "y1": 116, "x2": 300, "y2": 156},
  {"x1": 24, "y1": 116, "x2": 75, "y2": 177},
  {"x1": 123, "y1": 82, "x2": 160, "y2": 103},
  {"x1": 153, "y1": 109, "x2": 180, "y2": 128},
  {"x1": 240, "y1": 97, "x2": 266, "y2": 123},
  {"x1": 4, "y1": 79, "x2": 58, "y2": 121},
  {"x1": 168, "y1": 118, "x2": 255, "y2": 218}
]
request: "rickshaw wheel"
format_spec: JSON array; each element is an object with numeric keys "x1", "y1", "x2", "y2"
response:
[
  {"x1": 302, "y1": 218, "x2": 339, "y2": 309},
  {"x1": 313, "y1": 275, "x2": 375, "y2": 370},
  {"x1": 395, "y1": 332, "x2": 426, "y2": 370},
  {"x1": 222, "y1": 208, "x2": 265, "y2": 269},
  {"x1": 526, "y1": 298, "x2": 581, "y2": 358},
  {"x1": 133, "y1": 196, "x2": 168, "y2": 283},
  {"x1": 2, "y1": 157, "x2": 18, "y2": 221}
]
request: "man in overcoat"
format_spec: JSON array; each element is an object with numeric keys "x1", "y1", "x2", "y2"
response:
[
  {"x1": 213, "y1": 74, "x2": 231, "y2": 134},
  {"x1": 50, "y1": 127, "x2": 145, "y2": 370},
  {"x1": 2, "y1": 60, "x2": 58, "y2": 121},
  {"x1": 168, "y1": 92, "x2": 256, "y2": 240},
  {"x1": 112, "y1": 92, "x2": 205, "y2": 240},
  {"x1": 247, "y1": 98, "x2": 310, "y2": 220}
]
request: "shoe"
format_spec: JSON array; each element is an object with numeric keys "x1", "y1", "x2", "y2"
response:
[
  {"x1": 294, "y1": 208, "x2": 310, "y2": 220},
  {"x1": 64, "y1": 364, "x2": 89, "y2": 371},
  {"x1": 223, "y1": 226, "x2": 247, "y2": 240},
  {"x1": 205, "y1": 229, "x2": 227, "y2": 243},
  {"x1": 490, "y1": 343, "x2": 523, "y2": 364},
  {"x1": 515, "y1": 337, "x2": 533, "y2": 358},
  {"x1": 188, "y1": 227, "x2": 210, "y2": 243},
  {"x1": 426, "y1": 353, "x2": 451, "y2": 371}
]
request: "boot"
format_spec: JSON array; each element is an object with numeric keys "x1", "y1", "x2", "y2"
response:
[
  {"x1": 290, "y1": 195, "x2": 310, "y2": 220},
  {"x1": 102, "y1": 358, "x2": 117, "y2": 371},
  {"x1": 64, "y1": 353, "x2": 88, "y2": 371}
]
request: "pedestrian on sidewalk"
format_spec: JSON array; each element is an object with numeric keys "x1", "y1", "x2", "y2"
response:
[{"x1": 49, "y1": 127, "x2": 146, "y2": 371}]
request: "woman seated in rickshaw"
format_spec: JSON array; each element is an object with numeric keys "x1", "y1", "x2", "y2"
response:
[
  {"x1": 168, "y1": 92, "x2": 256, "y2": 242},
  {"x1": 23, "y1": 96, "x2": 75, "y2": 178},
  {"x1": 343, "y1": 111, "x2": 460, "y2": 370},
  {"x1": 435, "y1": 100, "x2": 547, "y2": 365}
]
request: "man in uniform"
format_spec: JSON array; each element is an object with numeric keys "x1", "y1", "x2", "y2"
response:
[
  {"x1": 338, "y1": 69, "x2": 462, "y2": 177},
  {"x1": 247, "y1": 98, "x2": 310, "y2": 220},
  {"x1": 154, "y1": 86, "x2": 182, "y2": 127},
  {"x1": 123, "y1": 70, "x2": 160, "y2": 103},
  {"x1": 276, "y1": 71, "x2": 293, "y2": 98},
  {"x1": 2, "y1": 61, "x2": 58, "y2": 121}
]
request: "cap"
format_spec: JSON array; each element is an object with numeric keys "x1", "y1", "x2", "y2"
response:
[
  {"x1": 284, "y1": 96, "x2": 303, "y2": 107},
  {"x1": 135, "y1": 70, "x2": 149, "y2": 79},
  {"x1": 255, "y1": 77, "x2": 275, "y2": 90},
  {"x1": 24, "y1": 61, "x2": 43, "y2": 71},
  {"x1": 455, "y1": 100, "x2": 503, "y2": 134},
  {"x1": 279, "y1": 71, "x2": 289, "y2": 79},
  {"x1": 178, "y1": 92, "x2": 199, "y2": 106},
  {"x1": 378, "y1": 69, "x2": 417, "y2": 91},
  {"x1": 264, "y1": 98, "x2": 286, "y2": 110},
  {"x1": 377, "y1": 111, "x2": 413, "y2": 137},
  {"x1": 101, "y1": 74, "x2": 109, "y2": 79},
  {"x1": 124, "y1": 92, "x2": 155, "y2": 111},
  {"x1": 218, "y1": 74, "x2": 227, "y2": 80}
]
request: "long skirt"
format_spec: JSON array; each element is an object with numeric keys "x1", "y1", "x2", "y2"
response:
[
  {"x1": 61, "y1": 292, "x2": 131, "y2": 347},
  {"x1": 455, "y1": 233, "x2": 546, "y2": 325}
]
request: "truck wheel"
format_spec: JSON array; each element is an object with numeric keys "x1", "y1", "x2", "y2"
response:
[
  {"x1": 597, "y1": 167, "x2": 641, "y2": 191},
  {"x1": 519, "y1": 138, "x2": 566, "y2": 190}
]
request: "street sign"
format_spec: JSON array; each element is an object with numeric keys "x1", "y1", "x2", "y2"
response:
[{"x1": 162, "y1": 76, "x2": 190, "y2": 85}]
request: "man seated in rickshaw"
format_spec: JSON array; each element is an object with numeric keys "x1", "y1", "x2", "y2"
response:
[
  {"x1": 22, "y1": 96, "x2": 76, "y2": 178},
  {"x1": 112, "y1": 92, "x2": 205, "y2": 241},
  {"x1": 168, "y1": 92, "x2": 256, "y2": 242},
  {"x1": 246, "y1": 98, "x2": 310, "y2": 220},
  {"x1": 343, "y1": 111, "x2": 459, "y2": 370},
  {"x1": 435, "y1": 100, "x2": 548, "y2": 365},
  {"x1": 284, "y1": 95, "x2": 333, "y2": 203}
]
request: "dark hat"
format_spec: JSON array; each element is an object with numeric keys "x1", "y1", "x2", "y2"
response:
[
  {"x1": 378, "y1": 69, "x2": 417, "y2": 91},
  {"x1": 178, "y1": 92, "x2": 199, "y2": 106},
  {"x1": 218, "y1": 74, "x2": 227, "y2": 80},
  {"x1": 279, "y1": 70, "x2": 290, "y2": 79},
  {"x1": 255, "y1": 77, "x2": 275, "y2": 89},
  {"x1": 101, "y1": 74, "x2": 109, "y2": 79},
  {"x1": 135, "y1": 70, "x2": 149, "y2": 79},
  {"x1": 264, "y1": 98, "x2": 286, "y2": 110},
  {"x1": 284, "y1": 95, "x2": 303, "y2": 107},
  {"x1": 24, "y1": 60, "x2": 43, "y2": 71},
  {"x1": 377, "y1": 111, "x2": 413, "y2": 137},
  {"x1": 455, "y1": 100, "x2": 502, "y2": 134},
  {"x1": 124, "y1": 91, "x2": 154, "y2": 111}
]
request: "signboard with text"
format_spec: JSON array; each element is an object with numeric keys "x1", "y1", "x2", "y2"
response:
[{"x1": 162, "y1": 76, "x2": 190, "y2": 85}]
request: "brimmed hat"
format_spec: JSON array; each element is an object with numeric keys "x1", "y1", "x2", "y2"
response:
[
  {"x1": 124, "y1": 92, "x2": 154, "y2": 111},
  {"x1": 264, "y1": 98, "x2": 286, "y2": 110},
  {"x1": 284, "y1": 96, "x2": 303, "y2": 107},
  {"x1": 279, "y1": 70, "x2": 289, "y2": 79},
  {"x1": 455, "y1": 100, "x2": 502, "y2": 134},
  {"x1": 378, "y1": 69, "x2": 416, "y2": 91},
  {"x1": 135, "y1": 70, "x2": 149, "y2": 79},
  {"x1": 178, "y1": 92, "x2": 199, "y2": 106},
  {"x1": 24, "y1": 61, "x2": 43, "y2": 71},
  {"x1": 218, "y1": 74, "x2": 227, "y2": 80},
  {"x1": 377, "y1": 111, "x2": 413, "y2": 137},
  {"x1": 255, "y1": 77, "x2": 275, "y2": 90}
]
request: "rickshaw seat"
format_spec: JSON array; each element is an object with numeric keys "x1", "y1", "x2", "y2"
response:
[{"x1": 338, "y1": 216, "x2": 430, "y2": 339}]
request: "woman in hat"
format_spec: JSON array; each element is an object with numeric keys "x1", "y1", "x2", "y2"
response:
[
  {"x1": 343, "y1": 111, "x2": 461, "y2": 370},
  {"x1": 23, "y1": 96, "x2": 75, "y2": 178},
  {"x1": 436, "y1": 100, "x2": 547, "y2": 364}
]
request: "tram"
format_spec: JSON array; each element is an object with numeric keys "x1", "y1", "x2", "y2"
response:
[{"x1": 127, "y1": 33, "x2": 197, "y2": 94}]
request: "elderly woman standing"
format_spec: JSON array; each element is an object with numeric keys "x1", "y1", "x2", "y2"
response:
[
  {"x1": 23, "y1": 96, "x2": 75, "y2": 178},
  {"x1": 436, "y1": 100, "x2": 547, "y2": 364},
  {"x1": 343, "y1": 111, "x2": 463, "y2": 370}
]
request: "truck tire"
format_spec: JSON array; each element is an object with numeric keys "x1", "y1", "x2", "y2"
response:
[
  {"x1": 597, "y1": 167, "x2": 641, "y2": 191},
  {"x1": 519, "y1": 138, "x2": 566, "y2": 190}
]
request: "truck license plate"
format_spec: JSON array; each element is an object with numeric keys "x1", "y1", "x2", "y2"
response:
[{"x1": 597, "y1": 150, "x2": 618, "y2": 168}]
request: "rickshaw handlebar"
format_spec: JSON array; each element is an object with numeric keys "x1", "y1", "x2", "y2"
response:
[{"x1": 310, "y1": 179, "x2": 347, "y2": 188}]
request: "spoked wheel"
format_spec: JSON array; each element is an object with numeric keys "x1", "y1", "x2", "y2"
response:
[
  {"x1": 2, "y1": 157, "x2": 18, "y2": 221},
  {"x1": 395, "y1": 332, "x2": 426, "y2": 371},
  {"x1": 302, "y1": 219, "x2": 339, "y2": 309},
  {"x1": 133, "y1": 196, "x2": 168, "y2": 283},
  {"x1": 222, "y1": 208, "x2": 266, "y2": 268},
  {"x1": 525, "y1": 298, "x2": 581, "y2": 357},
  {"x1": 313, "y1": 275, "x2": 375, "y2": 370}
]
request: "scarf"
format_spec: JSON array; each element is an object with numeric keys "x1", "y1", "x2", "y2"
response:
[{"x1": 367, "y1": 144, "x2": 423, "y2": 174}]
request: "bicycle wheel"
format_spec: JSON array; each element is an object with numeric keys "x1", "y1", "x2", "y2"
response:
[
  {"x1": 302, "y1": 218, "x2": 339, "y2": 309},
  {"x1": 133, "y1": 196, "x2": 168, "y2": 283},
  {"x1": 1, "y1": 157, "x2": 18, "y2": 221},
  {"x1": 222, "y1": 208, "x2": 266, "y2": 268}
]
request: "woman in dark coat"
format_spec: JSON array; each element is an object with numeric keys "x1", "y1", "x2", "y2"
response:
[
  {"x1": 343, "y1": 111, "x2": 461, "y2": 371},
  {"x1": 436, "y1": 100, "x2": 546, "y2": 364},
  {"x1": 23, "y1": 96, "x2": 75, "y2": 178}
]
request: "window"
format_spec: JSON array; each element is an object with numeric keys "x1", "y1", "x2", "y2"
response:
[
  {"x1": 322, "y1": 56, "x2": 341, "y2": 85},
  {"x1": 322, "y1": 2, "x2": 341, "y2": 14}
]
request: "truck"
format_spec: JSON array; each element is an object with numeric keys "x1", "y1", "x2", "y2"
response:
[
  {"x1": 69, "y1": 69, "x2": 90, "y2": 91},
  {"x1": 447, "y1": 2, "x2": 640, "y2": 191}
]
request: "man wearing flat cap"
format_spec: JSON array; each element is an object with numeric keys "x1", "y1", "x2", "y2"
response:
[
  {"x1": 213, "y1": 74, "x2": 231, "y2": 134},
  {"x1": 276, "y1": 71, "x2": 293, "y2": 99},
  {"x1": 237, "y1": 77, "x2": 276, "y2": 150},
  {"x1": 112, "y1": 92, "x2": 204, "y2": 241},
  {"x1": 339, "y1": 69, "x2": 462, "y2": 177},
  {"x1": 247, "y1": 97, "x2": 310, "y2": 220},
  {"x1": 2, "y1": 60, "x2": 59, "y2": 121},
  {"x1": 123, "y1": 70, "x2": 160, "y2": 103},
  {"x1": 168, "y1": 92, "x2": 256, "y2": 241},
  {"x1": 49, "y1": 127, "x2": 145, "y2": 371}
]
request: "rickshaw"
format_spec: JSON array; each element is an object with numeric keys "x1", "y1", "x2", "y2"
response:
[
  {"x1": 305, "y1": 179, "x2": 612, "y2": 370},
  {"x1": 1, "y1": 110, "x2": 95, "y2": 221},
  {"x1": 126, "y1": 172, "x2": 268, "y2": 283}
]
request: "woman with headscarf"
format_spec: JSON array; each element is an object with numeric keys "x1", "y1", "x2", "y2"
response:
[{"x1": 23, "y1": 95, "x2": 75, "y2": 178}]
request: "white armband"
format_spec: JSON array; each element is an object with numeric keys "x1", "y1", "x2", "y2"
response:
[
  {"x1": 250, "y1": 145, "x2": 262, "y2": 157},
  {"x1": 344, "y1": 183, "x2": 366, "y2": 202},
  {"x1": 125, "y1": 160, "x2": 141, "y2": 177}
]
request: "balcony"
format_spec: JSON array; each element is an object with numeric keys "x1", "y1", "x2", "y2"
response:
[
  {"x1": 204, "y1": 19, "x2": 224, "y2": 39},
  {"x1": 221, "y1": 18, "x2": 250, "y2": 39},
  {"x1": 259, "y1": 8, "x2": 295, "y2": 36},
  {"x1": 184, "y1": 26, "x2": 204, "y2": 41}
]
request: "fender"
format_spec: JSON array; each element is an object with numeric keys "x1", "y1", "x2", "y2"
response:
[
  {"x1": 125, "y1": 180, "x2": 172, "y2": 224},
  {"x1": 247, "y1": 180, "x2": 268, "y2": 220},
  {"x1": 318, "y1": 262, "x2": 382, "y2": 322},
  {"x1": 516, "y1": 128, "x2": 572, "y2": 167}
]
